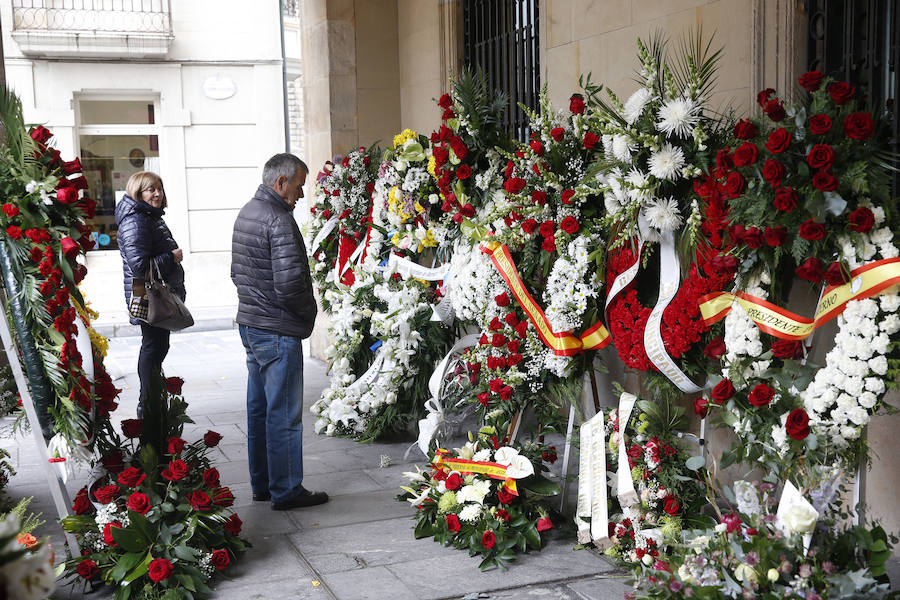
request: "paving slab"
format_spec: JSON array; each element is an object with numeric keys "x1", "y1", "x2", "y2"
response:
[
  {"x1": 321, "y1": 565, "x2": 420, "y2": 600},
  {"x1": 567, "y1": 575, "x2": 634, "y2": 600},
  {"x1": 287, "y1": 489, "x2": 414, "y2": 529}
]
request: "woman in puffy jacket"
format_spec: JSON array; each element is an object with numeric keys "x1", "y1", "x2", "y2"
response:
[{"x1": 116, "y1": 171, "x2": 186, "y2": 418}]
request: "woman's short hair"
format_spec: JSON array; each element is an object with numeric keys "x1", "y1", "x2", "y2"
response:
[{"x1": 125, "y1": 172, "x2": 166, "y2": 208}]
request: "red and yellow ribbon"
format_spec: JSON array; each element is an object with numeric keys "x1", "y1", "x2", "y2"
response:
[
  {"x1": 483, "y1": 241, "x2": 611, "y2": 356},
  {"x1": 433, "y1": 451, "x2": 518, "y2": 495},
  {"x1": 699, "y1": 257, "x2": 900, "y2": 340}
]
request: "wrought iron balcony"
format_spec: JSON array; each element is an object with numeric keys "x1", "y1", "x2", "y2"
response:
[{"x1": 11, "y1": 0, "x2": 174, "y2": 58}]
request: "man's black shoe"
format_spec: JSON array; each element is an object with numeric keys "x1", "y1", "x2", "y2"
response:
[
  {"x1": 272, "y1": 488, "x2": 329, "y2": 510},
  {"x1": 252, "y1": 492, "x2": 271, "y2": 502}
]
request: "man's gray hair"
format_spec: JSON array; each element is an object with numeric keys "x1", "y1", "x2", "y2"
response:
[{"x1": 262, "y1": 153, "x2": 309, "y2": 186}]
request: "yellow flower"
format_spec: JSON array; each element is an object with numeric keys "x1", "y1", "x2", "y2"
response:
[
  {"x1": 393, "y1": 128, "x2": 418, "y2": 149},
  {"x1": 421, "y1": 229, "x2": 438, "y2": 248},
  {"x1": 89, "y1": 328, "x2": 109, "y2": 358},
  {"x1": 414, "y1": 201, "x2": 425, "y2": 214},
  {"x1": 427, "y1": 156, "x2": 437, "y2": 177}
]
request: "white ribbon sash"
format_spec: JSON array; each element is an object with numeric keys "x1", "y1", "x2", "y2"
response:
[
  {"x1": 387, "y1": 254, "x2": 450, "y2": 281},
  {"x1": 642, "y1": 232, "x2": 704, "y2": 393},
  {"x1": 575, "y1": 410, "x2": 611, "y2": 548},
  {"x1": 616, "y1": 392, "x2": 639, "y2": 509},
  {"x1": 311, "y1": 216, "x2": 339, "y2": 252},
  {"x1": 605, "y1": 240, "x2": 645, "y2": 313},
  {"x1": 346, "y1": 352, "x2": 385, "y2": 395}
]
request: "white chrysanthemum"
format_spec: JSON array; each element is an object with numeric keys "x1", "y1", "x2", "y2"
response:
[
  {"x1": 612, "y1": 134, "x2": 636, "y2": 163},
  {"x1": 458, "y1": 503, "x2": 482, "y2": 522},
  {"x1": 656, "y1": 97, "x2": 700, "y2": 138},
  {"x1": 647, "y1": 143, "x2": 686, "y2": 180},
  {"x1": 643, "y1": 197, "x2": 683, "y2": 232},
  {"x1": 624, "y1": 88, "x2": 653, "y2": 124}
]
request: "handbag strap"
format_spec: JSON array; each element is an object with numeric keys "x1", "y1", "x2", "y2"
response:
[{"x1": 146, "y1": 260, "x2": 164, "y2": 288}]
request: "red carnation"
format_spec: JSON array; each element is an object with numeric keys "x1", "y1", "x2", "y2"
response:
[
  {"x1": 773, "y1": 187, "x2": 799, "y2": 212},
  {"x1": 812, "y1": 170, "x2": 839, "y2": 192},
  {"x1": 809, "y1": 113, "x2": 832, "y2": 135},
  {"x1": 529, "y1": 140, "x2": 544, "y2": 155},
  {"x1": 521, "y1": 218, "x2": 538, "y2": 234},
  {"x1": 747, "y1": 383, "x2": 775, "y2": 407},
  {"x1": 531, "y1": 190, "x2": 547, "y2": 205},
  {"x1": 796, "y1": 257, "x2": 824, "y2": 282},
  {"x1": 456, "y1": 164, "x2": 472, "y2": 180},
  {"x1": 765, "y1": 128, "x2": 791, "y2": 154},
  {"x1": 785, "y1": 408, "x2": 810, "y2": 440},
  {"x1": 733, "y1": 119, "x2": 757, "y2": 140},
  {"x1": 5, "y1": 226, "x2": 22, "y2": 239},
  {"x1": 799, "y1": 219, "x2": 826, "y2": 241},
  {"x1": 126, "y1": 492, "x2": 152, "y2": 515},
  {"x1": 538, "y1": 220, "x2": 555, "y2": 237},
  {"x1": 2, "y1": 203, "x2": 19, "y2": 217},
  {"x1": 798, "y1": 70, "x2": 824, "y2": 92},
  {"x1": 449, "y1": 136, "x2": 469, "y2": 160},
  {"x1": 438, "y1": 93, "x2": 453, "y2": 109},
  {"x1": 503, "y1": 177, "x2": 526, "y2": 195},
  {"x1": 204, "y1": 430, "x2": 223, "y2": 447},
  {"x1": 828, "y1": 81, "x2": 855, "y2": 105},
  {"x1": 541, "y1": 235, "x2": 556, "y2": 253},
  {"x1": 847, "y1": 206, "x2": 875, "y2": 233},
  {"x1": 148, "y1": 558, "x2": 174, "y2": 583},
  {"x1": 569, "y1": 94, "x2": 585, "y2": 114},
  {"x1": 742, "y1": 226, "x2": 763, "y2": 249}
]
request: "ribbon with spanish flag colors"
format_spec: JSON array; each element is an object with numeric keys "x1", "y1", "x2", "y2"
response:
[
  {"x1": 433, "y1": 450, "x2": 518, "y2": 495},
  {"x1": 699, "y1": 257, "x2": 900, "y2": 340},
  {"x1": 482, "y1": 241, "x2": 611, "y2": 356}
]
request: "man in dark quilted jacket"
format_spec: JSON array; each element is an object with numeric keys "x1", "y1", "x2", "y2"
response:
[{"x1": 231, "y1": 153, "x2": 327, "y2": 510}]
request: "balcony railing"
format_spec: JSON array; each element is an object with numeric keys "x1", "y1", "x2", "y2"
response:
[{"x1": 11, "y1": 0, "x2": 174, "y2": 57}]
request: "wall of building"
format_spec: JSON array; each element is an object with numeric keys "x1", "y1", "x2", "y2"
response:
[
  {"x1": 0, "y1": 0, "x2": 288, "y2": 318},
  {"x1": 397, "y1": 0, "x2": 442, "y2": 136}
]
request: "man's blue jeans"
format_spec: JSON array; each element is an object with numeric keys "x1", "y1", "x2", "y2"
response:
[{"x1": 239, "y1": 325, "x2": 305, "y2": 503}]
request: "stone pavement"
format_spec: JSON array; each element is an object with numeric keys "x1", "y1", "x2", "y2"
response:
[{"x1": 3, "y1": 329, "x2": 629, "y2": 600}]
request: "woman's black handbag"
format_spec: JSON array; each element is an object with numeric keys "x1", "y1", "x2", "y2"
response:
[{"x1": 144, "y1": 262, "x2": 193, "y2": 331}]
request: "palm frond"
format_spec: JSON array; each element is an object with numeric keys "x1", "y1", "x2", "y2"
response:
[
  {"x1": 0, "y1": 86, "x2": 26, "y2": 166},
  {"x1": 672, "y1": 26, "x2": 723, "y2": 100}
]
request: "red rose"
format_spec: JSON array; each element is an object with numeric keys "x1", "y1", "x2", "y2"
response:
[
  {"x1": 498, "y1": 385, "x2": 513, "y2": 401},
  {"x1": 812, "y1": 170, "x2": 839, "y2": 192},
  {"x1": 772, "y1": 340, "x2": 803, "y2": 359},
  {"x1": 569, "y1": 94, "x2": 585, "y2": 114},
  {"x1": 550, "y1": 127, "x2": 565, "y2": 141},
  {"x1": 536, "y1": 517, "x2": 553, "y2": 532},
  {"x1": 824, "y1": 261, "x2": 849, "y2": 286},
  {"x1": 148, "y1": 558, "x2": 174, "y2": 583},
  {"x1": 521, "y1": 218, "x2": 538, "y2": 234},
  {"x1": 445, "y1": 473, "x2": 463, "y2": 491},
  {"x1": 756, "y1": 88, "x2": 776, "y2": 107},
  {"x1": 785, "y1": 408, "x2": 810, "y2": 440},
  {"x1": 722, "y1": 172, "x2": 745, "y2": 197},
  {"x1": 693, "y1": 397, "x2": 709, "y2": 418},
  {"x1": 732, "y1": 142, "x2": 759, "y2": 167},
  {"x1": 747, "y1": 383, "x2": 774, "y2": 407},
  {"x1": 72, "y1": 487, "x2": 92, "y2": 515},
  {"x1": 531, "y1": 190, "x2": 547, "y2": 205},
  {"x1": 799, "y1": 219, "x2": 826, "y2": 241},
  {"x1": 62, "y1": 157, "x2": 83, "y2": 175},
  {"x1": 761, "y1": 159, "x2": 785, "y2": 188},
  {"x1": 456, "y1": 164, "x2": 472, "y2": 179},
  {"x1": 30, "y1": 125, "x2": 52, "y2": 144},
  {"x1": 166, "y1": 436, "x2": 186, "y2": 455},
  {"x1": 828, "y1": 81, "x2": 855, "y2": 105},
  {"x1": 164, "y1": 376, "x2": 184, "y2": 395},
  {"x1": 204, "y1": 430, "x2": 223, "y2": 447},
  {"x1": 438, "y1": 93, "x2": 453, "y2": 109},
  {"x1": 446, "y1": 514, "x2": 461, "y2": 532},
  {"x1": 162, "y1": 459, "x2": 189, "y2": 481},
  {"x1": 496, "y1": 509, "x2": 511, "y2": 522},
  {"x1": 56, "y1": 187, "x2": 78, "y2": 205},
  {"x1": 203, "y1": 467, "x2": 221, "y2": 488},
  {"x1": 515, "y1": 321, "x2": 528, "y2": 338},
  {"x1": 773, "y1": 187, "x2": 799, "y2": 212},
  {"x1": 843, "y1": 112, "x2": 874, "y2": 140},
  {"x1": 733, "y1": 119, "x2": 757, "y2": 140},
  {"x1": 187, "y1": 490, "x2": 212, "y2": 511},
  {"x1": 711, "y1": 378, "x2": 735, "y2": 403},
  {"x1": 764, "y1": 225, "x2": 787, "y2": 247},
  {"x1": 94, "y1": 484, "x2": 120, "y2": 505},
  {"x1": 121, "y1": 418, "x2": 143, "y2": 438},
  {"x1": 847, "y1": 206, "x2": 875, "y2": 233},
  {"x1": 798, "y1": 70, "x2": 824, "y2": 92},
  {"x1": 77, "y1": 559, "x2": 98, "y2": 580},
  {"x1": 117, "y1": 467, "x2": 147, "y2": 488},
  {"x1": 495, "y1": 292, "x2": 510, "y2": 307},
  {"x1": 103, "y1": 522, "x2": 121, "y2": 546},
  {"x1": 806, "y1": 144, "x2": 835, "y2": 170},
  {"x1": 5, "y1": 226, "x2": 22, "y2": 239},
  {"x1": 211, "y1": 549, "x2": 230, "y2": 571},
  {"x1": 704, "y1": 337, "x2": 726, "y2": 359},
  {"x1": 497, "y1": 486, "x2": 515, "y2": 504},
  {"x1": 59, "y1": 236, "x2": 80, "y2": 259},
  {"x1": 529, "y1": 140, "x2": 544, "y2": 156},
  {"x1": 213, "y1": 487, "x2": 235, "y2": 507},
  {"x1": 541, "y1": 235, "x2": 556, "y2": 253},
  {"x1": 491, "y1": 333, "x2": 507, "y2": 348},
  {"x1": 765, "y1": 128, "x2": 791, "y2": 154},
  {"x1": 449, "y1": 136, "x2": 469, "y2": 160},
  {"x1": 663, "y1": 496, "x2": 681, "y2": 516},
  {"x1": 715, "y1": 148, "x2": 733, "y2": 176},
  {"x1": 224, "y1": 514, "x2": 243, "y2": 536},
  {"x1": 541, "y1": 446, "x2": 557, "y2": 463},
  {"x1": 583, "y1": 132, "x2": 599, "y2": 149},
  {"x1": 2, "y1": 203, "x2": 19, "y2": 217},
  {"x1": 126, "y1": 492, "x2": 152, "y2": 515},
  {"x1": 503, "y1": 177, "x2": 526, "y2": 195},
  {"x1": 764, "y1": 99, "x2": 786, "y2": 122},
  {"x1": 560, "y1": 216, "x2": 580, "y2": 234},
  {"x1": 809, "y1": 114, "x2": 832, "y2": 135},
  {"x1": 742, "y1": 226, "x2": 763, "y2": 249},
  {"x1": 796, "y1": 257, "x2": 824, "y2": 282}
]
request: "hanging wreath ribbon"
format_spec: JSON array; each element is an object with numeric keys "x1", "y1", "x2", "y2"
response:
[
  {"x1": 699, "y1": 257, "x2": 900, "y2": 340},
  {"x1": 482, "y1": 241, "x2": 611, "y2": 356}
]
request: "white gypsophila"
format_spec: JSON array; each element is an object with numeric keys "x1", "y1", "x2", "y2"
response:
[
  {"x1": 543, "y1": 235, "x2": 597, "y2": 333},
  {"x1": 543, "y1": 351, "x2": 573, "y2": 377},
  {"x1": 647, "y1": 143, "x2": 686, "y2": 181},
  {"x1": 642, "y1": 197, "x2": 683, "y2": 233},
  {"x1": 197, "y1": 553, "x2": 215, "y2": 579},
  {"x1": 446, "y1": 241, "x2": 505, "y2": 324},
  {"x1": 656, "y1": 97, "x2": 700, "y2": 138},
  {"x1": 624, "y1": 88, "x2": 653, "y2": 125}
]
